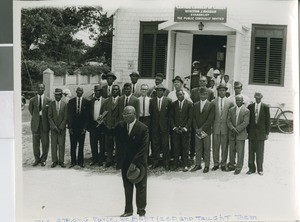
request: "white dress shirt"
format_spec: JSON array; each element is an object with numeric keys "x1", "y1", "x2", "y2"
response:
[
  {"x1": 93, "y1": 97, "x2": 102, "y2": 121},
  {"x1": 124, "y1": 94, "x2": 132, "y2": 107},
  {"x1": 56, "y1": 100, "x2": 61, "y2": 115},
  {"x1": 235, "y1": 106, "x2": 242, "y2": 125},
  {"x1": 157, "y1": 97, "x2": 163, "y2": 111},
  {"x1": 128, "y1": 119, "x2": 137, "y2": 135},
  {"x1": 38, "y1": 94, "x2": 44, "y2": 116},
  {"x1": 139, "y1": 96, "x2": 150, "y2": 117},
  {"x1": 200, "y1": 99, "x2": 207, "y2": 112}
]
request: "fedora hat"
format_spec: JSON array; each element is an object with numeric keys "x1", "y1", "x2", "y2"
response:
[
  {"x1": 155, "y1": 83, "x2": 166, "y2": 91},
  {"x1": 94, "y1": 84, "x2": 102, "y2": 91},
  {"x1": 172, "y1": 76, "x2": 183, "y2": 84},
  {"x1": 217, "y1": 83, "x2": 228, "y2": 91},
  {"x1": 129, "y1": 71, "x2": 140, "y2": 78},
  {"x1": 127, "y1": 164, "x2": 146, "y2": 184},
  {"x1": 213, "y1": 69, "x2": 220, "y2": 75},
  {"x1": 106, "y1": 72, "x2": 117, "y2": 80},
  {"x1": 54, "y1": 88, "x2": 63, "y2": 95}
]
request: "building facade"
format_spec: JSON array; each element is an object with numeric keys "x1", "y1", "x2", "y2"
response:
[{"x1": 111, "y1": 0, "x2": 297, "y2": 111}]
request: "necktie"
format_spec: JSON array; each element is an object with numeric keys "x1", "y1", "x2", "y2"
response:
[
  {"x1": 125, "y1": 97, "x2": 128, "y2": 106},
  {"x1": 179, "y1": 101, "x2": 182, "y2": 111},
  {"x1": 255, "y1": 104, "x2": 259, "y2": 124},
  {"x1": 200, "y1": 102, "x2": 203, "y2": 112},
  {"x1": 113, "y1": 97, "x2": 115, "y2": 104},
  {"x1": 77, "y1": 97, "x2": 80, "y2": 114},
  {"x1": 143, "y1": 97, "x2": 145, "y2": 116},
  {"x1": 39, "y1": 96, "x2": 42, "y2": 111},
  {"x1": 56, "y1": 101, "x2": 60, "y2": 115},
  {"x1": 132, "y1": 84, "x2": 135, "y2": 94},
  {"x1": 96, "y1": 98, "x2": 100, "y2": 101},
  {"x1": 220, "y1": 98, "x2": 223, "y2": 111},
  {"x1": 158, "y1": 99, "x2": 161, "y2": 111},
  {"x1": 127, "y1": 124, "x2": 130, "y2": 135}
]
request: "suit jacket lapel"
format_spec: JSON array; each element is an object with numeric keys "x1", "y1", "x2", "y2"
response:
[{"x1": 129, "y1": 121, "x2": 138, "y2": 137}]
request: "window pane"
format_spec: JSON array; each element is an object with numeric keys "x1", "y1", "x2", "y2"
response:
[
  {"x1": 141, "y1": 34, "x2": 154, "y2": 77},
  {"x1": 253, "y1": 37, "x2": 267, "y2": 83}
]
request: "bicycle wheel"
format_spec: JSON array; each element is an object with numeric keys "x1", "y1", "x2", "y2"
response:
[{"x1": 277, "y1": 111, "x2": 293, "y2": 134}]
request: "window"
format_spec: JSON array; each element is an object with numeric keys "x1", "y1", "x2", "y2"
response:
[
  {"x1": 139, "y1": 22, "x2": 168, "y2": 78},
  {"x1": 249, "y1": 24, "x2": 287, "y2": 86}
]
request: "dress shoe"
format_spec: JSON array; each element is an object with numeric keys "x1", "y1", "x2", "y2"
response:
[
  {"x1": 150, "y1": 162, "x2": 159, "y2": 169},
  {"x1": 79, "y1": 164, "x2": 85, "y2": 168},
  {"x1": 69, "y1": 164, "x2": 75, "y2": 168},
  {"x1": 234, "y1": 170, "x2": 241, "y2": 175},
  {"x1": 51, "y1": 162, "x2": 58, "y2": 168},
  {"x1": 60, "y1": 162, "x2": 66, "y2": 168},
  {"x1": 211, "y1": 166, "x2": 219, "y2": 171},
  {"x1": 120, "y1": 212, "x2": 133, "y2": 217},
  {"x1": 246, "y1": 170, "x2": 254, "y2": 175},
  {"x1": 138, "y1": 212, "x2": 145, "y2": 217},
  {"x1": 258, "y1": 171, "x2": 263, "y2": 176},
  {"x1": 190, "y1": 165, "x2": 202, "y2": 172},
  {"x1": 226, "y1": 165, "x2": 235, "y2": 172},
  {"x1": 98, "y1": 162, "x2": 104, "y2": 167},
  {"x1": 164, "y1": 164, "x2": 170, "y2": 171},
  {"x1": 170, "y1": 164, "x2": 178, "y2": 171},
  {"x1": 221, "y1": 166, "x2": 226, "y2": 171},
  {"x1": 89, "y1": 162, "x2": 97, "y2": 166},
  {"x1": 182, "y1": 166, "x2": 189, "y2": 172},
  {"x1": 105, "y1": 162, "x2": 114, "y2": 168},
  {"x1": 32, "y1": 161, "x2": 39, "y2": 166},
  {"x1": 203, "y1": 167, "x2": 209, "y2": 173},
  {"x1": 40, "y1": 162, "x2": 46, "y2": 167}
]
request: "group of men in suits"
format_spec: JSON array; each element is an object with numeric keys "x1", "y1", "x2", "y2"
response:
[{"x1": 29, "y1": 70, "x2": 270, "y2": 176}]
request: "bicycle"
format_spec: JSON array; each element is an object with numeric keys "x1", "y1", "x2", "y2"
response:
[{"x1": 269, "y1": 103, "x2": 293, "y2": 134}]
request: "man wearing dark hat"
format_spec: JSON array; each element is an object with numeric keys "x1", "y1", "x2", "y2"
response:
[
  {"x1": 149, "y1": 84, "x2": 172, "y2": 170},
  {"x1": 211, "y1": 83, "x2": 234, "y2": 171},
  {"x1": 247, "y1": 92, "x2": 270, "y2": 176},
  {"x1": 48, "y1": 88, "x2": 68, "y2": 168},
  {"x1": 191, "y1": 87, "x2": 215, "y2": 173},
  {"x1": 191, "y1": 76, "x2": 214, "y2": 103},
  {"x1": 168, "y1": 76, "x2": 192, "y2": 102},
  {"x1": 115, "y1": 106, "x2": 149, "y2": 217},
  {"x1": 29, "y1": 83, "x2": 52, "y2": 167},
  {"x1": 122, "y1": 71, "x2": 142, "y2": 97},
  {"x1": 228, "y1": 81, "x2": 250, "y2": 107},
  {"x1": 102, "y1": 72, "x2": 117, "y2": 98},
  {"x1": 119, "y1": 83, "x2": 140, "y2": 119},
  {"x1": 87, "y1": 85, "x2": 106, "y2": 166},
  {"x1": 147, "y1": 73, "x2": 170, "y2": 98},
  {"x1": 67, "y1": 86, "x2": 89, "y2": 168}
]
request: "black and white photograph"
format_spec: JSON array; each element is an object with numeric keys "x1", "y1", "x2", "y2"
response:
[{"x1": 14, "y1": 0, "x2": 299, "y2": 221}]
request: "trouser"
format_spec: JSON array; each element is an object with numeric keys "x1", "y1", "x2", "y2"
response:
[
  {"x1": 212, "y1": 133, "x2": 228, "y2": 167},
  {"x1": 70, "y1": 129, "x2": 86, "y2": 165},
  {"x1": 189, "y1": 128, "x2": 195, "y2": 158},
  {"x1": 121, "y1": 167, "x2": 147, "y2": 214},
  {"x1": 248, "y1": 139, "x2": 265, "y2": 172},
  {"x1": 195, "y1": 135, "x2": 211, "y2": 167},
  {"x1": 151, "y1": 129, "x2": 170, "y2": 165},
  {"x1": 51, "y1": 129, "x2": 66, "y2": 163},
  {"x1": 140, "y1": 116, "x2": 151, "y2": 157},
  {"x1": 172, "y1": 131, "x2": 190, "y2": 167},
  {"x1": 32, "y1": 118, "x2": 49, "y2": 163},
  {"x1": 229, "y1": 139, "x2": 245, "y2": 171},
  {"x1": 89, "y1": 124, "x2": 106, "y2": 163}
]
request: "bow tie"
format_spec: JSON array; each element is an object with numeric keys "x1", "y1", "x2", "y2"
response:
[{"x1": 95, "y1": 98, "x2": 100, "y2": 101}]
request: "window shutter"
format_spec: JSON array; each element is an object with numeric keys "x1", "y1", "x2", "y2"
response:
[
  {"x1": 141, "y1": 34, "x2": 154, "y2": 77},
  {"x1": 253, "y1": 37, "x2": 267, "y2": 83},
  {"x1": 155, "y1": 34, "x2": 168, "y2": 75},
  {"x1": 268, "y1": 38, "x2": 283, "y2": 84}
]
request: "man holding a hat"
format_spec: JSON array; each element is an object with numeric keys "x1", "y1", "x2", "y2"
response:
[
  {"x1": 247, "y1": 92, "x2": 270, "y2": 176},
  {"x1": 48, "y1": 88, "x2": 68, "y2": 168},
  {"x1": 122, "y1": 71, "x2": 142, "y2": 97},
  {"x1": 149, "y1": 83, "x2": 172, "y2": 170},
  {"x1": 212, "y1": 83, "x2": 234, "y2": 171},
  {"x1": 102, "y1": 72, "x2": 117, "y2": 98},
  {"x1": 168, "y1": 76, "x2": 192, "y2": 102},
  {"x1": 115, "y1": 106, "x2": 149, "y2": 217}
]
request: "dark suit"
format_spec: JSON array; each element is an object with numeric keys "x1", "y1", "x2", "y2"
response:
[
  {"x1": 67, "y1": 97, "x2": 89, "y2": 165},
  {"x1": 149, "y1": 96, "x2": 172, "y2": 165},
  {"x1": 115, "y1": 120, "x2": 148, "y2": 215},
  {"x1": 102, "y1": 85, "x2": 113, "y2": 98},
  {"x1": 29, "y1": 94, "x2": 52, "y2": 163},
  {"x1": 193, "y1": 101, "x2": 215, "y2": 167},
  {"x1": 227, "y1": 105, "x2": 250, "y2": 171},
  {"x1": 122, "y1": 83, "x2": 142, "y2": 97},
  {"x1": 103, "y1": 96, "x2": 121, "y2": 164},
  {"x1": 147, "y1": 86, "x2": 170, "y2": 98},
  {"x1": 190, "y1": 87, "x2": 214, "y2": 103},
  {"x1": 247, "y1": 103, "x2": 270, "y2": 172},
  {"x1": 119, "y1": 95, "x2": 140, "y2": 119},
  {"x1": 170, "y1": 99, "x2": 193, "y2": 167},
  {"x1": 48, "y1": 100, "x2": 68, "y2": 164},
  {"x1": 88, "y1": 97, "x2": 106, "y2": 164}
]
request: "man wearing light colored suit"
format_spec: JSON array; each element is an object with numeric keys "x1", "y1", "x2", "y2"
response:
[
  {"x1": 227, "y1": 95, "x2": 250, "y2": 175},
  {"x1": 48, "y1": 88, "x2": 68, "y2": 168},
  {"x1": 191, "y1": 87, "x2": 215, "y2": 173},
  {"x1": 212, "y1": 83, "x2": 234, "y2": 171},
  {"x1": 29, "y1": 83, "x2": 52, "y2": 167},
  {"x1": 247, "y1": 92, "x2": 270, "y2": 176},
  {"x1": 119, "y1": 83, "x2": 140, "y2": 119},
  {"x1": 149, "y1": 84, "x2": 172, "y2": 170},
  {"x1": 170, "y1": 89, "x2": 193, "y2": 171}
]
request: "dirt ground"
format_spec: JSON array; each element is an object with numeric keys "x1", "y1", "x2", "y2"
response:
[{"x1": 21, "y1": 106, "x2": 298, "y2": 222}]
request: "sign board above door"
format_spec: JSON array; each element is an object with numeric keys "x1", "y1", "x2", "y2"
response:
[{"x1": 174, "y1": 8, "x2": 227, "y2": 23}]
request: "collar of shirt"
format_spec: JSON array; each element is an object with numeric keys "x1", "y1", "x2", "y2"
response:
[
  {"x1": 125, "y1": 94, "x2": 132, "y2": 100},
  {"x1": 128, "y1": 119, "x2": 137, "y2": 134},
  {"x1": 113, "y1": 96, "x2": 119, "y2": 101},
  {"x1": 94, "y1": 96, "x2": 101, "y2": 101},
  {"x1": 157, "y1": 97, "x2": 163, "y2": 103},
  {"x1": 255, "y1": 102, "x2": 261, "y2": 110},
  {"x1": 201, "y1": 99, "x2": 207, "y2": 106}
]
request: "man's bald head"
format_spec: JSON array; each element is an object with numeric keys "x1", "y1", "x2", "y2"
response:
[{"x1": 123, "y1": 106, "x2": 136, "y2": 124}]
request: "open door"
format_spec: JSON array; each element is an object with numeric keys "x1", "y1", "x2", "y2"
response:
[{"x1": 174, "y1": 32, "x2": 193, "y2": 91}]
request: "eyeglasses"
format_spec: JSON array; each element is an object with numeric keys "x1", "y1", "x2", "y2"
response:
[
  {"x1": 234, "y1": 87, "x2": 242, "y2": 89},
  {"x1": 199, "y1": 80, "x2": 206, "y2": 82}
]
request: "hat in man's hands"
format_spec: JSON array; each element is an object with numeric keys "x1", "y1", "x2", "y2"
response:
[{"x1": 127, "y1": 164, "x2": 145, "y2": 184}]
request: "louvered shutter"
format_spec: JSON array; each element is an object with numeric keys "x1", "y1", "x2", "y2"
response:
[
  {"x1": 155, "y1": 34, "x2": 168, "y2": 75},
  {"x1": 141, "y1": 34, "x2": 154, "y2": 77}
]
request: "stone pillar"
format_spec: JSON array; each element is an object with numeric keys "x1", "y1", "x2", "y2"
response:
[{"x1": 43, "y1": 68, "x2": 54, "y2": 98}]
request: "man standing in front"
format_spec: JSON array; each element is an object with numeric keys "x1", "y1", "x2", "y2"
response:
[
  {"x1": 212, "y1": 83, "x2": 234, "y2": 171},
  {"x1": 67, "y1": 87, "x2": 89, "y2": 168},
  {"x1": 227, "y1": 95, "x2": 250, "y2": 175},
  {"x1": 87, "y1": 85, "x2": 106, "y2": 166},
  {"x1": 48, "y1": 88, "x2": 68, "y2": 168},
  {"x1": 119, "y1": 83, "x2": 140, "y2": 119},
  {"x1": 191, "y1": 88, "x2": 215, "y2": 173},
  {"x1": 170, "y1": 89, "x2": 193, "y2": 172},
  {"x1": 247, "y1": 92, "x2": 270, "y2": 176},
  {"x1": 116, "y1": 106, "x2": 149, "y2": 217},
  {"x1": 29, "y1": 83, "x2": 52, "y2": 167}
]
